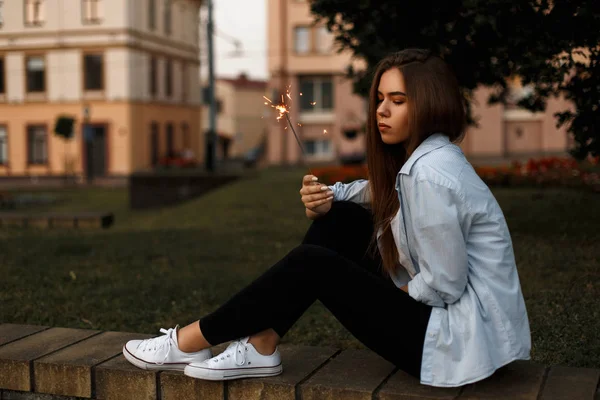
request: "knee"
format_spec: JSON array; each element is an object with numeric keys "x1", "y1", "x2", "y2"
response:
[
  {"x1": 312, "y1": 201, "x2": 372, "y2": 231},
  {"x1": 287, "y1": 244, "x2": 337, "y2": 265}
]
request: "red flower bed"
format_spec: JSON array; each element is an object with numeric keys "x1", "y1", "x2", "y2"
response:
[
  {"x1": 157, "y1": 156, "x2": 199, "y2": 169},
  {"x1": 312, "y1": 156, "x2": 600, "y2": 192}
]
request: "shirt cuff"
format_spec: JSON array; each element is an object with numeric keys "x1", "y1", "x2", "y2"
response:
[{"x1": 408, "y1": 273, "x2": 445, "y2": 308}]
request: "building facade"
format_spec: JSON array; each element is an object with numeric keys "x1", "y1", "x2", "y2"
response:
[
  {"x1": 0, "y1": 0, "x2": 203, "y2": 184},
  {"x1": 201, "y1": 73, "x2": 267, "y2": 160},
  {"x1": 266, "y1": 0, "x2": 572, "y2": 166}
]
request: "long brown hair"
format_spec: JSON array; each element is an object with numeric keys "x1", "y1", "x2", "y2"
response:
[{"x1": 367, "y1": 49, "x2": 466, "y2": 277}]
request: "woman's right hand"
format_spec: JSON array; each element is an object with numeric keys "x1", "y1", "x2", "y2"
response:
[{"x1": 300, "y1": 175, "x2": 334, "y2": 215}]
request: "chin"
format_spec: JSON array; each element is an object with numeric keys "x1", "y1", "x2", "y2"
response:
[{"x1": 380, "y1": 134, "x2": 404, "y2": 146}]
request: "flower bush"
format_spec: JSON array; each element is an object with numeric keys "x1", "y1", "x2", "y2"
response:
[{"x1": 312, "y1": 156, "x2": 600, "y2": 192}]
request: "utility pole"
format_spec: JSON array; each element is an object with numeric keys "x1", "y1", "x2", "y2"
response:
[
  {"x1": 279, "y1": 0, "x2": 288, "y2": 165},
  {"x1": 205, "y1": 0, "x2": 217, "y2": 172}
]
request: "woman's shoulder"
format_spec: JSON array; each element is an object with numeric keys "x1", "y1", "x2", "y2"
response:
[{"x1": 407, "y1": 143, "x2": 468, "y2": 187}]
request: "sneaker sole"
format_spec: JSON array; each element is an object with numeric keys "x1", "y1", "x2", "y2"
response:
[
  {"x1": 122, "y1": 345, "x2": 188, "y2": 371},
  {"x1": 184, "y1": 363, "x2": 283, "y2": 381}
]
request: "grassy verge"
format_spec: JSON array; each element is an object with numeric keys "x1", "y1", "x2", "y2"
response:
[{"x1": 0, "y1": 167, "x2": 598, "y2": 368}]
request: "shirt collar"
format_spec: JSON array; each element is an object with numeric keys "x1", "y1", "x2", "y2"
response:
[{"x1": 399, "y1": 133, "x2": 451, "y2": 176}]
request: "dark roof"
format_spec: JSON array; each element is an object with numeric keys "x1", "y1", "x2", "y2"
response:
[{"x1": 219, "y1": 73, "x2": 267, "y2": 90}]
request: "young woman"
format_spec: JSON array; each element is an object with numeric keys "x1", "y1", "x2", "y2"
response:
[{"x1": 123, "y1": 49, "x2": 531, "y2": 387}]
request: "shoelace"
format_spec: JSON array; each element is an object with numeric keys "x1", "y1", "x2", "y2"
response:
[
  {"x1": 138, "y1": 327, "x2": 175, "y2": 365},
  {"x1": 212, "y1": 340, "x2": 248, "y2": 366}
]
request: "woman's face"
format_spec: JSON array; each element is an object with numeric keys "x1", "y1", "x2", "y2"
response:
[{"x1": 376, "y1": 68, "x2": 410, "y2": 145}]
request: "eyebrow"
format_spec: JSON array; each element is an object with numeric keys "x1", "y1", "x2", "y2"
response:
[{"x1": 377, "y1": 91, "x2": 407, "y2": 96}]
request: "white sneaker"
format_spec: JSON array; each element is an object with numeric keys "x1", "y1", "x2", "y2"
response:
[
  {"x1": 184, "y1": 337, "x2": 282, "y2": 381},
  {"x1": 123, "y1": 325, "x2": 212, "y2": 371}
]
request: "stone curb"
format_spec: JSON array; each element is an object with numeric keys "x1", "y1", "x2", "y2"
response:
[{"x1": 0, "y1": 324, "x2": 599, "y2": 400}]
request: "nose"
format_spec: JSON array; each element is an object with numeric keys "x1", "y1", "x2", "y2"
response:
[{"x1": 377, "y1": 101, "x2": 390, "y2": 118}]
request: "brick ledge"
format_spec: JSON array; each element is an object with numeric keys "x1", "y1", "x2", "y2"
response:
[{"x1": 1, "y1": 324, "x2": 599, "y2": 400}]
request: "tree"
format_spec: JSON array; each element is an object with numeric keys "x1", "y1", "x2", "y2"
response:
[
  {"x1": 310, "y1": 0, "x2": 600, "y2": 159},
  {"x1": 53, "y1": 115, "x2": 77, "y2": 179}
]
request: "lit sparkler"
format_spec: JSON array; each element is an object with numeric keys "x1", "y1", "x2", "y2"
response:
[{"x1": 263, "y1": 89, "x2": 311, "y2": 162}]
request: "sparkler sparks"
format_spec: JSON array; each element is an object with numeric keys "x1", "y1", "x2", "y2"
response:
[{"x1": 263, "y1": 86, "x2": 329, "y2": 174}]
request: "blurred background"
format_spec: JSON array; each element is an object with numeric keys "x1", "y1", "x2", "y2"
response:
[{"x1": 0, "y1": 0, "x2": 598, "y2": 371}]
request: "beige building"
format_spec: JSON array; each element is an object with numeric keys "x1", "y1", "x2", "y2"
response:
[
  {"x1": 266, "y1": 0, "x2": 572, "y2": 166},
  {"x1": 0, "y1": 0, "x2": 203, "y2": 184},
  {"x1": 201, "y1": 73, "x2": 267, "y2": 160}
]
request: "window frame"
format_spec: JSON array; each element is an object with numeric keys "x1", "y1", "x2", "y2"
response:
[
  {"x1": 81, "y1": 0, "x2": 102, "y2": 24},
  {"x1": 0, "y1": 125, "x2": 8, "y2": 165},
  {"x1": 165, "y1": 58, "x2": 173, "y2": 98},
  {"x1": 150, "y1": 56, "x2": 158, "y2": 97},
  {"x1": 164, "y1": 0, "x2": 172, "y2": 35},
  {"x1": 25, "y1": 54, "x2": 47, "y2": 94},
  {"x1": 303, "y1": 138, "x2": 333, "y2": 157},
  {"x1": 26, "y1": 124, "x2": 49, "y2": 165},
  {"x1": 83, "y1": 53, "x2": 105, "y2": 92},
  {"x1": 0, "y1": 57, "x2": 5, "y2": 95},
  {"x1": 165, "y1": 122, "x2": 175, "y2": 157},
  {"x1": 0, "y1": 1, "x2": 5, "y2": 27},
  {"x1": 150, "y1": 121, "x2": 159, "y2": 166},
  {"x1": 293, "y1": 25, "x2": 311, "y2": 54},
  {"x1": 24, "y1": 0, "x2": 45, "y2": 27},
  {"x1": 298, "y1": 76, "x2": 334, "y2": 113},
  {"x1": 148, "y1": 0, "x2": 156, "y2": 30}
]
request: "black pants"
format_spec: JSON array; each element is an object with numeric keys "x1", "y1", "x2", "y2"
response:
[{"x1": 199, "y1": 201, "x2": 433, "y2": 380}]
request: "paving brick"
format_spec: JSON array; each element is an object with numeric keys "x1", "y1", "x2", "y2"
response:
[
  {"x1": 377, "y1": 369, "x2": 461, "y2": 400},
  {"x1": 0, "y1": 327, "x2": 99, "y2": 391},
  {"x1": 33, "y1": 331, "x2": 145, "y2": 398},
  {"x1": 1, "y1": 391, "x2": 82, "y2": 400},
  {"x1": 227, "y1": 345, "x2": 338, "y2": 400},
  {"x1": 458, "y1": 360, "x2": 546, "y2": 400},
  {"x1": 160, "y1": 371, "x2": 224, "y2": 400},
  {"x1": 95, "y1": 335, "x2": 157, "y2": 400},
  {"x1": 299, "y1": 349, "x2": 395, "y2": 400},
  {"x1": 0, "y1": 325, "x2": 48, "y2": 347},
  {"x1": 538, "y1": 366, "x2": 600, "y2": 400},
  {"x1": 160, "y1": 342, "x2": 228, "y2": 400}
]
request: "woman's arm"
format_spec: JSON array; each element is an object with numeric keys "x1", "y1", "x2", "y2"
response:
[
  {"x1": 406, "y1": 179, "x2": 469, "y2": 306},
  {"x1": 328, "y1": 179, "x2": 371, "y2": 208}
]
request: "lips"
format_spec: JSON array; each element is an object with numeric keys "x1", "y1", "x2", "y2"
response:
[{"x1": 378, "y1": 123, "x2": 391, "y2": 129}]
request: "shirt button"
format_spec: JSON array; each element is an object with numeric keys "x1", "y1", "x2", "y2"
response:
[
  {"x1": 429, "y1": 332, "x2": 435, "y2": 337},
  {"x1": 435, "y1": 310, "x2": 441, "y2": 315}
]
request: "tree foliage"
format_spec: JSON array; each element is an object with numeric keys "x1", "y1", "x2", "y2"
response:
[{"x1": 310, "y1": 0, "x2": 600, "y2": 158}]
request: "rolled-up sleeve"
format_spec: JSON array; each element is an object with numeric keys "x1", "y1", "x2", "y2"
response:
[
  {"x1": 407, "y1": 179, "x2": 468, "y2": 306},
  {"x1": 328, "y1": 179, "x2": 371, "y2": 208}
]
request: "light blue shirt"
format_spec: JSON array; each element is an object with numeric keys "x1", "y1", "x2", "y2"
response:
[{"x1": 328, "y1": 133, "x2": 531, "y2": 387}]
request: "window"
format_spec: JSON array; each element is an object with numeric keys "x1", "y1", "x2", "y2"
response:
[
  {"x1": 150, "y1": 56, "x2": 158, "y2": 96},
  {"x1": 316, "y1": 26, "x2": 332, "y2": 54},
  {"x1": 0, "y1": 126, "x2": 7, "y2": 165},
  {"x1": 299, "y1": 77, "x2": 334, "y2": 112},
  {"x1": 84, "y1": 54, "x2": 104, "y2": 91},
  {"x1": 181, "y1": 122, "x2": 190, "y2": 148},
  {"x1": 294, "y1": 26, "x2": 310, "y2": 54},
  {"x1": 82, "y1": 0, "x2": 101, "y2": 23},
  {"x1": 181, "y1": 62, "x2": 188, "y2": 101},
  {"x1": 27, "y1": 125, "x2": 47, "y2": 164},
  {"x1": 0, "y1": 58, "x2": 4, "y2": 94},
  {"x1": 164, "y1": 0, "x2": 172, "y2": 35},
  {"x1": 150, "y1": 122, "x2": 159, "y2": 166},
  {"x1": 25, "y1": 0, "x2": 44, "y2": 26},
  {"x1": 304, "y1": 139, "x2": 332, "y2": 157},
  {"x1": 165, "y1": 59, "x2": 173, "y2": 97},
  {"x1": 26, "y1": 56, "x2": 46, "y2": 93},
  {"x1": 166, "y1": 123, "x2": 174, "y2": 157},
  {"x1": 148, "y1": 0, "x2": 156, "y2": 30}
]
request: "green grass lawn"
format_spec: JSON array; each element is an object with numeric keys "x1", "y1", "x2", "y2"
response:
[{"x1": 0, "y1": 167, "x2": 598, "y2": 369}]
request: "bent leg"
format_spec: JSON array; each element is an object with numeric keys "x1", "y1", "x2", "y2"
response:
[{"x1": 199, "y1": 244, "x2": 432, "y2": 380}]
